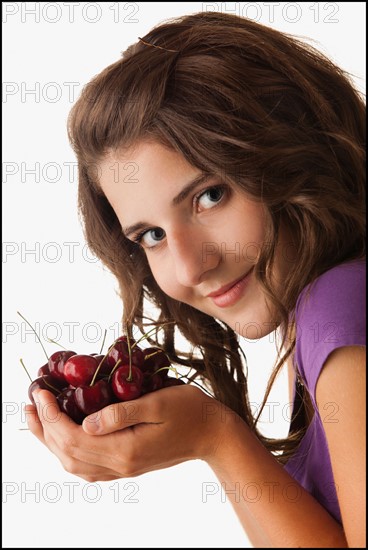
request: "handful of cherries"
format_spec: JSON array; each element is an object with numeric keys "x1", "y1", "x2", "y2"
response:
[{"x1": 19, "y1": 312, "x2": 185, "y2": 425}]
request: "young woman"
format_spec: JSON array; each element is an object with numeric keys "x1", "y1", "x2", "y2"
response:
[{"x1": 26, "y1": 11, "x2": 366, "y2": 547}]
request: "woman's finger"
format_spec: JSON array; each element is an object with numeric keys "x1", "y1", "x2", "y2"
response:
[
  {"x1": 81, "y1": 388, "x2": 176, "y2": 435},
  {"x1": 24, "y1": 402, "x2": 46, "y2": 445}
]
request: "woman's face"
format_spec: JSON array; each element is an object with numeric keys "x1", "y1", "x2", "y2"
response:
[{"x1": 99, "y1": 141, "x2": 295, "y2": 339}]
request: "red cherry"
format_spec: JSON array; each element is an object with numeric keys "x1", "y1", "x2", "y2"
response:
[
  {"x1": 91, "y1": 354, "x2": 113, "y2": 378},
  {"x1": 141, "y1": 347, "x2": 171, "y2": 377},
  {"x1": 28, "y1": 375, "x2": 66, "y2": 405},
  {"x1": 111, "y1": 364, "x2": 143, "y2": 401},
  {"x1": 48, "y1": 350, "x2": 77, "y2": 383},
  {"x1": 74, "y1": 379, "x2": 114, "y2": 416},
  {"x1": 115, "y1": 335, "x2": 136, "y2": 345},
  {"x1": 57, "y1": 388, "x2": 86, "y2": 424},
  {"x1": 106, "y1": 339, "x2": 144, "y2": 369},
  {"x1": 141, "y1": 372, "x2": 163, "y2": 394},
  {"x1": 64, "y1": 354, "x2": 99, "y2": 387},
  {"x1": 37, "y1": 363, "x2": 50, "y2": 377}
]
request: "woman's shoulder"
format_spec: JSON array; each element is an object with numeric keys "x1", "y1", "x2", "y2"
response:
[
  {"x1": 295, "y1": 258, "x2": 366, "y2": 317},
  {"x1": 293, "y1": 259, "x2": 366, "y2": 401}
]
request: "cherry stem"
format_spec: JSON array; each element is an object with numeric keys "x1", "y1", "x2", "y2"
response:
[
  {"x1": 99, "y1": 329, "x2": 107, "y2": 355},
  {"x1": 17, "y1": 311, "x2": 49, "y2": 361},
  {"x1": 108, "y1": 358, "x2": 122, "y2": 383},
  {"x1": 90, "y1": 340, "x2": 119, "y2": 386},
  {"x1": 46, "y1": 338, "x2": 67, "y2": 350},
  {"x1": 39, "y1": 375, "x2": 63, "y2": 394},
  {"x1": 20, "y1": 358, "x2": 61, "y2": 393},
  {"x1": 152, "y1": 365, "x2": 179, "y2": 378},
  {"x1": 144, "y1": 350, "x2": 163, "y2": 361},
  {"x1": 19, "y1": 358, "x2": 33, "y2": 383},
  {"x1": 126, "y1": 334, "x2": 132, "y2": 382},
  {"x1": 151, "y1": 360, "x2": 215, "y2": 398}
]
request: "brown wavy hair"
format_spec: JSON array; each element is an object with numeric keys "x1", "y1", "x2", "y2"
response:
[{"x1": 67, "y1": 11, "x2": 365, "y2": 463}]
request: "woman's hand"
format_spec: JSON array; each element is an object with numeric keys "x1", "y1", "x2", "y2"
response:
[{"x1": 25, "y1": 384, "x2": 239, "y2": 482}]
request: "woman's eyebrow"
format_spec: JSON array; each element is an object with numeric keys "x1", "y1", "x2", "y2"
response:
[
  {"x1": 171, "y1": 172, "x2": 212, "y2": 206},
  {"x1": 122, "y1": 172, "x2": 213, "y2": 237}
]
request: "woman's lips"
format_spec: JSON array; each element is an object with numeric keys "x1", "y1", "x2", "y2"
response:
[{"x1": 208, "y1": 268, "x2": 253, "y2": 308}]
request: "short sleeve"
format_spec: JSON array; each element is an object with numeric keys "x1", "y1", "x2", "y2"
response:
[{"x1": 294, "y1": 260, "x2": 366, "y2": 404}]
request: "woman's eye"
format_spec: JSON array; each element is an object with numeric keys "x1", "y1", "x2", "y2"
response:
[
  {"x1": 196, "y1": 185, "x2": 226, "y2": 210},
  {"x1": 135, "y1": 227, "x2": 166, "y2": 248},
  {"x1": 132, "y1": 185, "x2": 227, "y2": 250}
]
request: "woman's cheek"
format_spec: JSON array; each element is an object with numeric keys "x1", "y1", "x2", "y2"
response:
[
  {"x1": 158, "y1": 276, "x2": 189, "y2": 303},
  {"x1": 147, "y1": 257, "x2": 184, "y2": 302}
]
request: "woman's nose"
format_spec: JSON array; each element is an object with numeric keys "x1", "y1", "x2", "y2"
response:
[{"x1": 167, "y1": 228, "x2": 220, "y2": 287}]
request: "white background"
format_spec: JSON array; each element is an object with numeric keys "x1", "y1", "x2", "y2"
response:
[{"x1": 2, "y1": 2, "x2": 365, "y2": 547}]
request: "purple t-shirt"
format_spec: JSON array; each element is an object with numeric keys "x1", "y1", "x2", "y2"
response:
[{"x1": 284, "y1": 259, "x2": 366, "y2": 525}]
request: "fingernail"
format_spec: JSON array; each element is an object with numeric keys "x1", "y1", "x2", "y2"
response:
[
  {"x1": 83, "y1": 418, "x2": 100, "y2": 434},
  {"x1": 32, "y1": 389, "x2": 41, "y2": 402}
]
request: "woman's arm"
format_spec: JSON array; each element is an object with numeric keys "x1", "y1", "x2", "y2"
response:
[
  {"x1": 207, "y1": 345, "x2": 366, "y2": 548},
  {"x1": 207, "y1": 412, "x2": 347, "y2": 548},
  {"x1": 315, "y1": 345, "x2": 366, "y2": 548}
]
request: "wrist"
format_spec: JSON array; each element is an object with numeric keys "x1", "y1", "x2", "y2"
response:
[{"x1": 201, "y1": 399, "x2": 248, "y2": 468}]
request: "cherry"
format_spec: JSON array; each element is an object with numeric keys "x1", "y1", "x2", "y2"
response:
[
  {"x1": 111, "y1": 364, "x2": 143, "y2": 401},
  {"x1": 37, "y1": 363, "x2": 50, "y2": 377},
  {"x1": 116, "y1": 335, "x2": 136, "y2": 345},
  {"x1": 91, "y1": 354, "x2": 113, "y2": 378},
  {"x1": 106, "y1": 338, "x2": 144, "y2": 369},
  {"x1": 64, "y1": 354, "x2": 99, "y2": 387},
  {"x1": 57, "y1": 388, "x2": 86, "y2": 424},
  {"x1": 48, "y1": 350, "x2": 77, "y2": 383},
  {"x1": 141, "y1": 372, "x2": 163, "y2": 394},
  {"x1": 141, "y1": 347, "x2": 171, "y2": 376},
  {"x1": 74, "y1": 379, "x2": 114, "y2": 416},
  {"x1": 28, "y1": 375, "x2": 66, "y2": 405}
]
